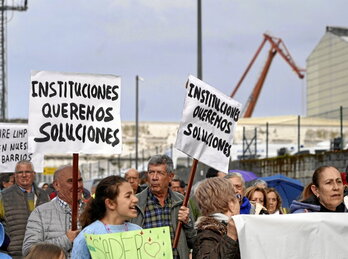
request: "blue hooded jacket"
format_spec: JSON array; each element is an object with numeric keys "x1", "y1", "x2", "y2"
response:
[
  {"x1": 240, "y1": 196, "x2": 252, "y2": 214},
  {"x1": 290, "y1": 200, "x2": 320, "y2": 213}
]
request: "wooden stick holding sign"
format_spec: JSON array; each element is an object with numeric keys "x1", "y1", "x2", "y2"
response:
[
  {"x1": 173, "y1": 158, "x2": 198, "y2": 249},
  {"x1": 72, "y1": 153, "x2": 79, "y2": 231},
  {"x1": 28, "y1": 71, "x2": 123, "y2": 229},
  {"x1": 173, "y1": 75, "x2": 242, "y2": 247}
]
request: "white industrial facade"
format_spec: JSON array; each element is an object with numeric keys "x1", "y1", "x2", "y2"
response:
[
  {"x1": 306, "y1": 26, "x2": 348, "y2": 119},
  {"x1": 35, "y1": 116, "x2": 347, "y2": 182}
]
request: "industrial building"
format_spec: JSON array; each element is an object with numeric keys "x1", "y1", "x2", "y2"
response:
[
  {"x1": 307, "y1": 26, "x2": 348, "y2": 119},
  {"x1": 38, "y1": 116, "x2": 347, "y2": 179}
]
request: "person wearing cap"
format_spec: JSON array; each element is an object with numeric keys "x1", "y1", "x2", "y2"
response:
[{"x1": 0, "y1": 160, "x2": 49, "y2": 259}]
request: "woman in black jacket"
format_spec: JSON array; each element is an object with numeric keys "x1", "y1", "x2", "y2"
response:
[
  {"x1": 291, "y1": 166, "x2": 346, "y2": 213},
  {"x1": 193, "y1": 177, "x2": 240, "y2": 259}
]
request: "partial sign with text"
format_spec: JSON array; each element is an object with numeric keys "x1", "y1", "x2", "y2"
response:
[
  {"x1": 175, "y1": 75, "x2": 241, "y2": 172},
  {"x1": 0, "y1": 123, "x2": 44, "y2": 172}
]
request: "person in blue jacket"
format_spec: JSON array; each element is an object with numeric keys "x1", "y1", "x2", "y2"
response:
[
  {"x1": 0, "y1": 222, "x2": 10, "y2": 258},
  {"x1": 225, "y1": 173, "x2": 252, "y2": 214},
  {"x1": 71, "y1": 176, "x2": 141, "y2": 259}
]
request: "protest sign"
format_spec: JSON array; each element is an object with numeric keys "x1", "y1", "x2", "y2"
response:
[
  {"x1": 85, "y1": 226, "x2": 173, "y2": 259},
  {"x1": 0, "y1": 123, "x2": 44, "y2": 172},
  {"x1": 233, "y1": 213, "x2": 348, "y2": 259},
  {"x1": 175, "y1": 75, "x2": 242, "y2": 172},
  {"x1": 28, "y1": 71, "x2": 122, "y2": 154}
]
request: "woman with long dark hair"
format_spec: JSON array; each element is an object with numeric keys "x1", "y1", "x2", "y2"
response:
[{"x1": 71, "y1": 176, "x2": 141, "y2": 258}]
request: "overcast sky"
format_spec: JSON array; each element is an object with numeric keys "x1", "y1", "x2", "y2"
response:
[{"x1": 6, "y1": 0, "x2": 348, "y2": 122}]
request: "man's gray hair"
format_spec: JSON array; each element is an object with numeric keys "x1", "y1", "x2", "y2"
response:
[
  {"x1": 253, "y1": 179, "x2": 268, "y2": 188},
  {"x1": 147, "y1": 154, "x2": 174, "y2": 174},
  {"x1": 225, "y1": 172, "x2": 245, "y2": 187},
  {"x1": 15, "y1": 160, "x2": 34, "y2": 172}
]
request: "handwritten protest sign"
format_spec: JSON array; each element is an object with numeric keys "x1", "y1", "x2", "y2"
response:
[
  {"x1": 0, "y1": 123, "x2": 44, "y2": 172},
  {"x1": 28, "y1": 71, "x2": 122, "y2": 154},
  {"x1": 233, "y1": 213, "x2": 348, "y2": 259},
  {"x1": 85, "y1": 226, "x2": 173, "y2": 259},
  {"x1": 175, "y1": 75, "x2": 242, "y2": 172}
]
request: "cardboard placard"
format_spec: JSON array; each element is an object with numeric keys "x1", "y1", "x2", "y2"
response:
[
  {"x1": 175, "y1": 75, "x2": 242, "y2": 172},
  {"x1": 28, "y1": 71, "x2": 122, "y2": 155},
  {"x1": 0, "y1": 123, "x2": 44, "y2": 172},
  {"x1": 85, "y1": 226, "x2": 173, "y2": 259}
]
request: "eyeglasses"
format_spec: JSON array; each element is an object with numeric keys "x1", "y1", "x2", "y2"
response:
[
  {"x1": 235, "y1": 193, "x2": 242, "y2": 200},
  {"x1": 15, "y1": 171, "x2": 34, "y2": 175}
]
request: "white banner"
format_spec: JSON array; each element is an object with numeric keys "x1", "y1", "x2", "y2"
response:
[
  {"x1": 233, "y1": 213, "x2": 348, "y2": 259},
  {"x1": 0, "y1": 123, "x2": 44, "y2": 172},
  {"x1": 28, "y1": 71, "x2": 122, "y2": 155},
  {"x1": 175, "y1": 75, "x2": 241, "y2": 172}
]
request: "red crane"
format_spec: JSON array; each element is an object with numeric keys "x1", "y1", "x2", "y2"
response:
[{"x1": 230, "y1": 33, "x2": 305, "y2": 118}]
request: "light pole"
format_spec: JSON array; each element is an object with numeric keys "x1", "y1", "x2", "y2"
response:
[
  {"x1": 135, "y1": 75, "x2": 144, "y2": 169},
  {"x1": 197, "y1": 0, "x2": 202, "y2": 80}
]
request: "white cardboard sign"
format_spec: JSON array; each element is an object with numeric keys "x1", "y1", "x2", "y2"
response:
[
  {"x1": 233, "y1": 213, "x2": 348, "y2": 259},
  {"x1": 175, "y1": 75, "x2": 241, "y2": 172},
  {"x1": 0, "y1": 123, "x2": 44, "y2": 172},
  {"x1": 28, "y1": 71, "x2": 122, "y2": 155}
]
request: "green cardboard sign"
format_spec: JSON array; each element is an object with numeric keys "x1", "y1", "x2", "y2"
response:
[{"x1": 85, "y1": 226, "x2": 173, "y2": 259}]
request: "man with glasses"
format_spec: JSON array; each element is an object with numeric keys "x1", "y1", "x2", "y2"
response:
[
  {"x1": 130, "y1": 154, "x2": 196, "y2": 259},
  {"x1": 125, "y1": 168, "x2": 144, "y2": 194},
  {"x1": 0, "y1": 160, "x2": 49, "y2": 258},
  {"x1": 225, "y1": 173, "x2": 252, "y2": 214}
]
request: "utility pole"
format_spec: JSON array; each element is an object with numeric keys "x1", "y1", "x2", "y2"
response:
[
  {"x1": 0, "y1": 0, "x2": 28, "y2": 120},
  {"x1": 197, "y1": 0, "x2": 202, "y2": 80},
  {"x1": 135, "y1": 75, "x2": 143, "y2": 169}
]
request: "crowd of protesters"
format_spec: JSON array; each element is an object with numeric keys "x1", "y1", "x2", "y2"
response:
[{"x1": 0, "y1": 158, "x2": 347, "y2": 259}]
